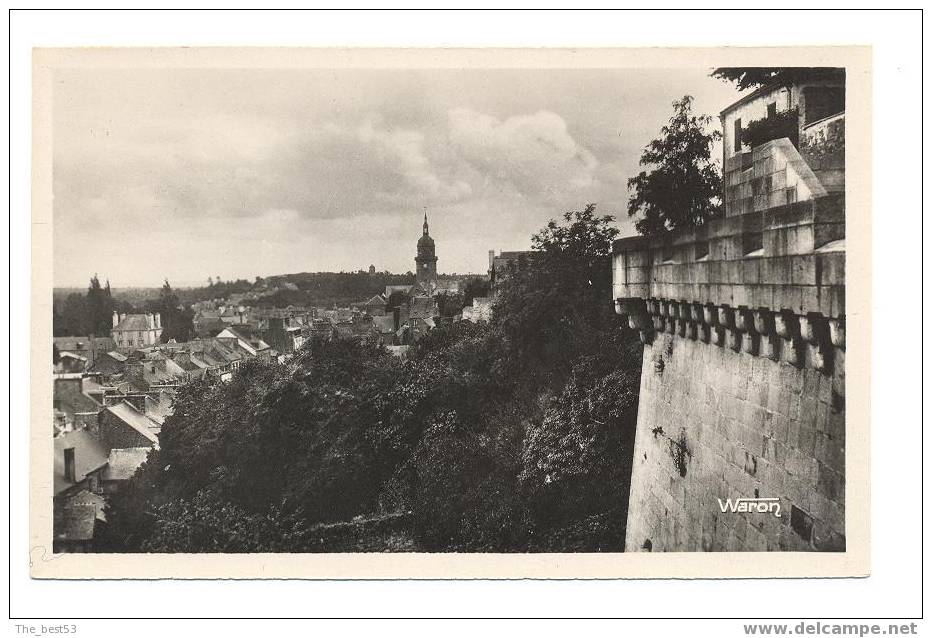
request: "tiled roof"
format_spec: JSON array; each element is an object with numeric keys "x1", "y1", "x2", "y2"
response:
[
  {"x1": 53, "y1": 429, "x2": 109, "y2": 496},
  {"x1": 409, "y1": 297, "x2": 437, "y2": 319},
  {"x1": 54, "y1": 503, "x2": 97, "y2": 542},
  {"x1": 65, "y1": 489, "x2": 107, "y2": 522},
  {"x1": 206, "y1": 340, "x2": 242, "y2": 364},
  {"x1": 103, "y1": 447, "x2": 151, "y2": 481},
  {"x1": 145, "y1": 392, "x2": 174, "y2": 425},
  {"x1": 134, "y1": 360, "x2": 182, "y2": 386},
  {"x1": 105, "y1": 402, "x2": 160, "y2": 445},
  {"x1": 81, "y1": 377, "x2": 104, "y2": 398},
  {"x1": 112, "y1": 314, "x2": 157, "y2": 332},
  {"x1": 384, "y1": 284, "x2": 414, "y2": 297},
  {"x1": 162, "y1": 358, "x2": 187, "y2": 378}
]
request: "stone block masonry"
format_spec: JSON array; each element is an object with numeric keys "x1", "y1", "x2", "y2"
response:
[
  {"x1": 613, "y1": 193, "x2": 845, "y2": 552},
  {"x1": 626, "y1": 331, "x2": 844, "y2": 552}
]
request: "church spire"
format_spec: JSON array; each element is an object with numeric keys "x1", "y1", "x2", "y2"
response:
[{"x1": 423, "y1": 209, "x2": 429, "y2": 236}]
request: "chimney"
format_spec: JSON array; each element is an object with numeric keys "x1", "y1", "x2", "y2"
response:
[
  {"x1": 63, "y1": 447, "x2": 76, "y2": 483},
  {"x1": 488, "y1": 250, "x2": 495, "y2": 269},
  {"x1": 112, "y1": 311, "x2": 119, "y2": 328}
]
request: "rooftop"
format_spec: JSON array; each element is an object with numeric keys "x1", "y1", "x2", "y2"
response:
[
  {"x1": 103, "y1": 447, "x2": 151, "y2": 481},
  {"x1": 53, "y1": 429, "x2": 109, "y2": 496},
  {"x1": 105, "y1": 402, "x2": 160, "y2": 445},
  {"x1": 53, "y1": 503, "x2": 97, "y2": 542},
  {"x1": 113, "y1": 314, "x2": 159, "y2": 332}
]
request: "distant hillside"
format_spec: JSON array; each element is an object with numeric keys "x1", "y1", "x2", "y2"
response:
[{"x1": 54, "y1": 271, "x2": 487, "y2": 314}]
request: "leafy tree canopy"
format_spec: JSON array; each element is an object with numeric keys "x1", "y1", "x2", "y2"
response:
[
  {"x1": 711, "y1": 67, "x2": 844, "y2": 92},
  {"x1": 627, "y1": 95, "x2": 723, "y2": 236},
  {"x1": 157, "y1": 279, "x2": 194, "y2": 343},
  {"x1": 85, "y1": 274, "x2": 114, "y2": 336},
  {"x1": 492, "y1": 204, "x2": 623, "y2": 391}
]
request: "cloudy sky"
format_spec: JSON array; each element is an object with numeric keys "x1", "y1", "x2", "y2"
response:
[{"x1": 53, "y1": 67, "x2": 742, "y2": 287}]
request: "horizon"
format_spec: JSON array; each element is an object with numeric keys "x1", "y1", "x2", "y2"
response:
[{"x1": 52, "y1": 267, "x2": 491, "y2": 293}]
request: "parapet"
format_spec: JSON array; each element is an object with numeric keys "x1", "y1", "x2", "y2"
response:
[{"x1": 612, "y1": 193, "x2": 845, "y2": 372}]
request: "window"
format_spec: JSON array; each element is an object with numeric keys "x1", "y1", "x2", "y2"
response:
[
  {"x1": 803, "y1": 86, "x2": 845, "y2": 124},
  {"x1": 733, "y1": 118, "x2": 742, "y2": 154}
]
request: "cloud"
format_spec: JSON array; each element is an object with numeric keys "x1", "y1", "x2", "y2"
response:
[
  {"x1": 447, "y1": 108, "x2": 599, "y2": 196},
  {"x1": 50, "y1": 67, "x2": 742, "y2": 285},
  {"x1": 54, "y1": 114, "x2": 472, "y2": 232}
]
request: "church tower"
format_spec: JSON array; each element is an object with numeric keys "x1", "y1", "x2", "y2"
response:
[{"x1": 415, "y1": 211, "x2": 438, "y2": 286}]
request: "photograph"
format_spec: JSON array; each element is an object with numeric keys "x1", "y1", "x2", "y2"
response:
[{"x1": 30, "y1": 46, "x2": 867, "y2": 579}]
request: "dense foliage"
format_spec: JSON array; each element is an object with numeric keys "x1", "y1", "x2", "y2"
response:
[
  {"x1": 157, "y1": 280, "x2": 195, "y2": 343},
  {"x1": 627, "y1": 96, "x2": 723, "y2": 236},
  {"x1": 743, "y1": 107, "x2": 800, "y2": 150},
  {"x1": 98, "y1": 208, "x2": 644, "y2": 553},
  {"x1": 52, "y1": 275, "x2": 128, "y2": 337},
  {"x1": 711, "y1": 67, "x2": 843, "y2": 91}
]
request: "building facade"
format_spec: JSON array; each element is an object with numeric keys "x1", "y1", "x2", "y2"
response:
[
  {"x1": 721, "y1": 69, "x2": 845, "y2": 217},
  {"x1": 111, "y1": 312, "x2": 163, "y2": 349}
]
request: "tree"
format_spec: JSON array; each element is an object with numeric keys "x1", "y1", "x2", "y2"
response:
[
  {"x1": 461, "y1": 277, "x2": 490, "y2": 307},
  {"x1": 435, "y1": 291, "x2": 464, "y2": 318},
  {"x1": 627, "y1": 95, "x2": 722, "y2": 236},
  {"x1": 85, "y1": 275, "x2": 114, "y2": 336},
  {"x1": 492, "y1": 204, "x2": 625, "y2": 390},
  {"x1": 158, "y1": 279, "x2": 194, "y2": 343},
  {"x1": 519, "y1": 351, "x2": 641, "y2": 548},
  {"x1": 711, "y1": 67, "x2": 843, "y2": 91},
  {"x1": 102, "y1": 341, "x2": 408, "y2": 551},
  {"x1": 53, "y1": 295, "x2": 84, "y2": 336}
]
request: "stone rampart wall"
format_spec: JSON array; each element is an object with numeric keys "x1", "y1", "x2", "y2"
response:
[{"x1": 613, "y1": 194, "x2": 845, "y2": 552}]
